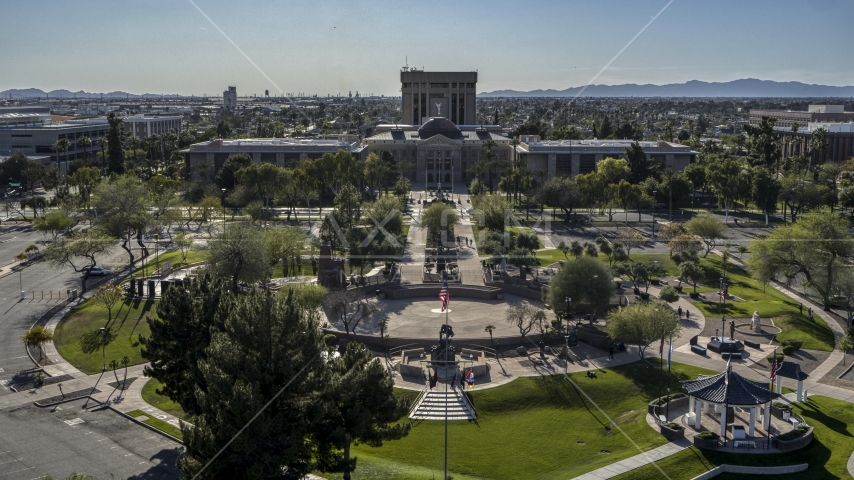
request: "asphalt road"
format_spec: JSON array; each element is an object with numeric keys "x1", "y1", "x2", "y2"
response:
[{"x1": 0, "y1": 398, "x2": 182, "y2": 479}]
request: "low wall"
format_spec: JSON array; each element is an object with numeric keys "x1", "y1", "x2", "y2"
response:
[
  {"x1": 482, "y1": 281, "x2": 543, "y2": 301},
  {"x1": 383, "y1": 284, "x2": 501, "y2": 300},
  {"x1": 690, "y1": 463, "x2": 808, "y2": 480},
  {"x1": 647, "y1": 395, "x2": 689, "y2": 417},
  {"x1": 774, "y1": 427, "x2": 814, "y2": 453}
]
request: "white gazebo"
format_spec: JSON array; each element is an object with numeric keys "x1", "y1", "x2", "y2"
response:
[
  {"x1": 682, "y1": 365, "x2": 778, "y2": 439},
  {"x1": 776, "y1": 361, "x2": 809, "y2": 402}
]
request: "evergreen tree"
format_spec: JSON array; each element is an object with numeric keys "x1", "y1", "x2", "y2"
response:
[
  {"x1": 625, "y1": 141, "x2": 652, "y2": 184},
  {"x1": 178, "y1": 289, "x2": 331, "y2": 479},
  {"x1": 315, "y1": 342, "x2": 410, "y2": 479},
  {"x1": 106, "y1": 113, "x2": 125, "y2": 174},
  {"x1": 140, "y1": 274, "x2": 227, "y2": 416}
]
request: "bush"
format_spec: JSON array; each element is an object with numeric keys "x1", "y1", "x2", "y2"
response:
[
  {"x1": 675, "y1": 285, "x2": 683, "y2": 293},
  {"x1": 653, "y1": 393, "x2": 685, "y2": 405},
  {"x1": 772, "y1": 401, "x2": 790, "y2": 409},
  {"x1": 696, "y1": 431, "x2": 719, "y2": 440},
  {"x1": 639, "y1": 292, "x2": 650, "y2": 300},
  {"x1": 781, "y1": 338, "x2": 803, "y2": 351},
  {"x1": 615, "y1": 280, "x2": 623, "y2": 289},
  {"x1": 689, "y1": 292, "x2": 700, "y2": 299},
  {"x1": 766, "y1": 353, "x2": 785, "y2": 364},
  {"x1": 659, "y1": 285, "x2": 680, "y2": 302},
  {"x1": 665, "y1": 422, "x2": 683, "y2": 430},
  {"x1": 782, "y1": 345, "x2": 795, "y2": 355},
  {"x1": 650, "y1": 278, "x2": 660, "y2": 285},
  {"x1": 323, "y1": 334, "x2": 338, "y2": 347}
]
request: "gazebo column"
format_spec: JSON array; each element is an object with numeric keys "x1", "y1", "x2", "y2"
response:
[
  {"x1": 689, "y1": 396, "x2": 695, "y2": 415},
  {"x1": 719, "y1": 403, "x2": 727, "y2": 438},
  {"x1": 762, "y1": 402, "x2": 771, "y2": 431},
  {"x1": 797, "y1": 380, "x2": 804, "y2": 402},
  {"x1": 776, "y1": 380, "x2": 783, "y2": 395},
  {"x1": 748, "y1": 406, "x2": 756, "y2": 437},
  {"x1": 694, "y1": 400, "x2": 702, "y2": 429}
]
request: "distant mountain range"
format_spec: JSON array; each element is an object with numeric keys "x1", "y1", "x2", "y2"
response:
[
  {"x1": 0, "y1": 88, "x2": 190, "y2": 99},
  {"x1": 481, "y1": 79, "x2": 854, "y2": 98}
]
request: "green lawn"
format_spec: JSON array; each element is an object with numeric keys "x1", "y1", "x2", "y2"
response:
[
  {"x1": 319, "y1": 361, "x2": 718, "y2": 480},
  {"x1": 687, "y1": 255, "x2": 835, "y2": 352},
  {"x1": 127, "y1": 409, "x2": 184, "y2": 440},
  {"x1": 141, "y1": 378, "x2": 192, "y2": 421},
  {"x1": 124, "y1": 249, "x2": 207, "y2": 280},
  {"x1": 536, "y1": 248, "x2": 570, "y2": 266},
  {"x1": 612, "y1": 395, "x2": 854, "y2": 480},
  {"x1": 54, "y1": 298, "x2": 158, "y2": 374}
]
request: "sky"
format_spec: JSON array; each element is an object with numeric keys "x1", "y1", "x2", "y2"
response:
[{"x1": 2, "y1": 0, "x2": 853, "y2": 96}]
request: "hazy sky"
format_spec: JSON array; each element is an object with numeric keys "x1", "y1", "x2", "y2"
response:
[{"x1": 2, "y1": 0, "x2": 852, "y2": 96}]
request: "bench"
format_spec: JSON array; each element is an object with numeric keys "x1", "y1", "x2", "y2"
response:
[
  {"x1": 744, "y1": 339, "x2": 761, "y2": 349},
  {"x1": 721, "y1": 352, "x2": 742, "y2": 360},
  {"x1": 657, "y1": 414, "x2": 667, "y2": 425},
  {"x1": 789, "y1": 417, "x2": 801, "y2": 428},
  {"x1": 691, "y1": 345, "x2": 707, "y2": 355},
  {"x1": 734, "y1": 441, "x2": 756, "y2": 450}
]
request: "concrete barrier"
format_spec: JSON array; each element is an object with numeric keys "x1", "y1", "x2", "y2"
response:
[
  {"x1": 690, "y1": 463, "x2": 808, "y2": 480},
  {"x1": 383, "y1": 284, "x2": 501, "y2": 300}
]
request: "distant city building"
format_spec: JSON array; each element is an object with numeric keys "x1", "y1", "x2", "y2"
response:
[
  {"x1": 182, "y1": 136, "x2": 365, "y2": 182},
  {"x1": 516, "y1": 137, "x2": 699, "y2": 177},
  {"x1": 365, "y1": 118, "x2": 509, "y2": 186},
  {"x1": 776, "y1": 122, "x2": 854, "y2": 164},
  {"x1": 122, "y1": 114, "x2": 183, "y2": 138},
  {"x1": 223, "y1": 86, "x2": 237, "y2": 110},
  {"x1": 400, "y1": 69, "x2": 477, "y2": 125},
  {"x1": 749, "y1": 105, "x2": 854, "y2": 128},
  {"x1": 0, "y1": 118, "x2": 108, "y2": 164}
]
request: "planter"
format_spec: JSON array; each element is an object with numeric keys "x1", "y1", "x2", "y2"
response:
[
  {"x1": 675, "y1": 286, "x2": 683, "y2": 293},
  {"x1": 647, "y1": 394, "x2": 689, "y2": 417},
  {"x1": 689, "y1": 292, "x2": 700, "y2": 299},
  {"x1": 615, "y1": 281, "x2": 623, "y2": 289},
  {"x1": 693, "y1": 436, "x2": 719, "y2": 450},
  {"x1": 775, "y1": 426, "x2": 814, "y2": 453},
  {"x1": 639, "y1": 293, "x2": 650, "y2": 300},
  {"x1": 660, "y1": 424, "x2": 685, "y2": 441},
  {"x1": 771, "y1": 406, "x2": 793, "y2": 420}
]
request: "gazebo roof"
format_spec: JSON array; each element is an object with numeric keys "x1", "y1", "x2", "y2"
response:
[
  {"x1": 777, "y1": 361, "x2": 809, "y2": 381},
  {"x1": 681, "y1": 368, "x2": 776, "y2": 405}
]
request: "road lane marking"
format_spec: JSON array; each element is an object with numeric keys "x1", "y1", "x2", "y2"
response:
[{"x1": 63, "y1": 418, "x2": 84, "y2": 426}]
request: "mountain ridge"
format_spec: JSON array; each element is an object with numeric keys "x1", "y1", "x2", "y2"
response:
[{"x1": 480, "y1": 78, "x2": 854, "y2": 98}]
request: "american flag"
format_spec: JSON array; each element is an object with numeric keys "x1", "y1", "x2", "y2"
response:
[{"x1": 439, "y1": 282, "x2": 450, "y2": 312}]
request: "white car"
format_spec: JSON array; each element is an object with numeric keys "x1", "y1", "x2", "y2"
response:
[{"x1": 84, "y1": 267, "x2": 111, "y2": 276}]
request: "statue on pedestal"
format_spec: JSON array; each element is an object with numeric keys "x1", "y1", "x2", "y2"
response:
[
  {"x1": 729, "y1": 320, "x2": 736, "y2": 340},
  {"x1": 752, "y1": 311, "x2": 762, "y2": 333}
]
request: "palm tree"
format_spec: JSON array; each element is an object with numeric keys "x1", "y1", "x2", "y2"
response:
[
  {"x1": 96, "y1": 137, "x2": 108, "y2": 169},
  {"x1": 484, "y1": 324, "x2": 496, "y2": 348},
  {"x1": 52, "y1": 138, "x2": 71, "y2": 175},
  {"x1": 77, "y1": 135, "x2": 91, "y2": 161},
  {"x1": 21, "y1": 325, "x2": 53, "y2": 361},
  {"x1": 482, "y1": 140, "x2": 497, "y2": 193},
  {"x1": 120, "y1": 356, "x2": 130, "y2": 389},
  {"x1": 109, "y1": 359, "x2": 120, "y2": 386}
]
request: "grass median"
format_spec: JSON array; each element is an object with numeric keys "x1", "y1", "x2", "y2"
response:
[
  {"x1": 54, "y1": 298, "x2": 157, "y2": 374},
  {"x1": 126, "y1": 409, "x2": 183, "y2": 440}
]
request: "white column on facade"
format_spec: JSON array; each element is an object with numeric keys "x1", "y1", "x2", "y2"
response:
[
  {"x1": 719, "y1": 404, "x2": 727, "y2": 438},
  {"x1": 694, "y1": 400, "x2": 702, "y2": 429},
  {"x1": 797, "y1": 380, "x2": 803, "y2": 401},
  {"x1": 763, "y1": 402, "x2": 771, "y2": 431},
  {"x1": 748, "y1": 406, "x2": 756, "y2": 437}
]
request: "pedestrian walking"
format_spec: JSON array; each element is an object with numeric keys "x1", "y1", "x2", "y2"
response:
[
  {"x1": 677, "y1": 306, "x2": 683, "y2": 318},
  {"x1": 686, "y1": 310, "x2": 690, "y2": 321},
  {"x1": 608, "y1": 346, "x2": 614, "y2": 360},
  {"x1": 799, "y1": 303, "x2": 803, "y2": 315},
  {"x1": 808, "y1": 308, "x2": 814, "y2": 322}
]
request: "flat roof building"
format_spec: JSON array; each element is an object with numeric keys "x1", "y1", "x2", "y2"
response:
[
  {"x1": 516, "y1": 138, "x2": 698, "y2": 177},
  {"x1": 122, "y1": 114, "x2": 182, "y2": 138},
  {"x1": 400, "y1": 69, "x2": 477, "y2": 125},
  {"x1": 223, "y1": 86, "x2": 237, "y2": 110},
  {"x1": 182, "y1": 136, "x2": 365, "y2": 182},
  {"x1": 776, "y1": 122, "x2": 854, "y2": 164},
  {"x1": 750, "y1": 105, "x2": 854, "y2": 128},
  {"x1": 0, "y1": 118, "x2": 109, "y2": 164}
]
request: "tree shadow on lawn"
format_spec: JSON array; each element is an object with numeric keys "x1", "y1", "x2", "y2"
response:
[
  {"x1": 80, "y1": 326, "x2": 117, "y2": 354},
  {"x1": 797, "y1": 400, "x2": 853, "y2": 438}
]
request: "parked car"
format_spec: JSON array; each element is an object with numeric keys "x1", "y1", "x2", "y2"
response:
[{"x1": 83, "y1": 267, "x2": 111, "y2": 276}]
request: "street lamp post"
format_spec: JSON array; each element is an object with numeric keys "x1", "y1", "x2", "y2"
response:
[{"x1": 652, "y1": 190, "x2": 657, "y2": 238}]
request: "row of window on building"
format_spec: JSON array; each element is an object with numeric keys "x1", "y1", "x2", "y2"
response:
[{"x1": 402, "y1": 83, "x2": 475, "y2": 88}]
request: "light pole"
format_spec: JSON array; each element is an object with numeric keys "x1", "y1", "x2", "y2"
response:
[
  {"x1": 652, "y1": 190, "x2": 658, "y2": 238},
  {"x1": 99, "y1": 327, "x2": 107, "y2": 372}
]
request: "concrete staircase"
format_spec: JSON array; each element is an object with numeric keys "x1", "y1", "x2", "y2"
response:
[{"x1": 409, "y1": 388, "x2": 476, "y2": 421}]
